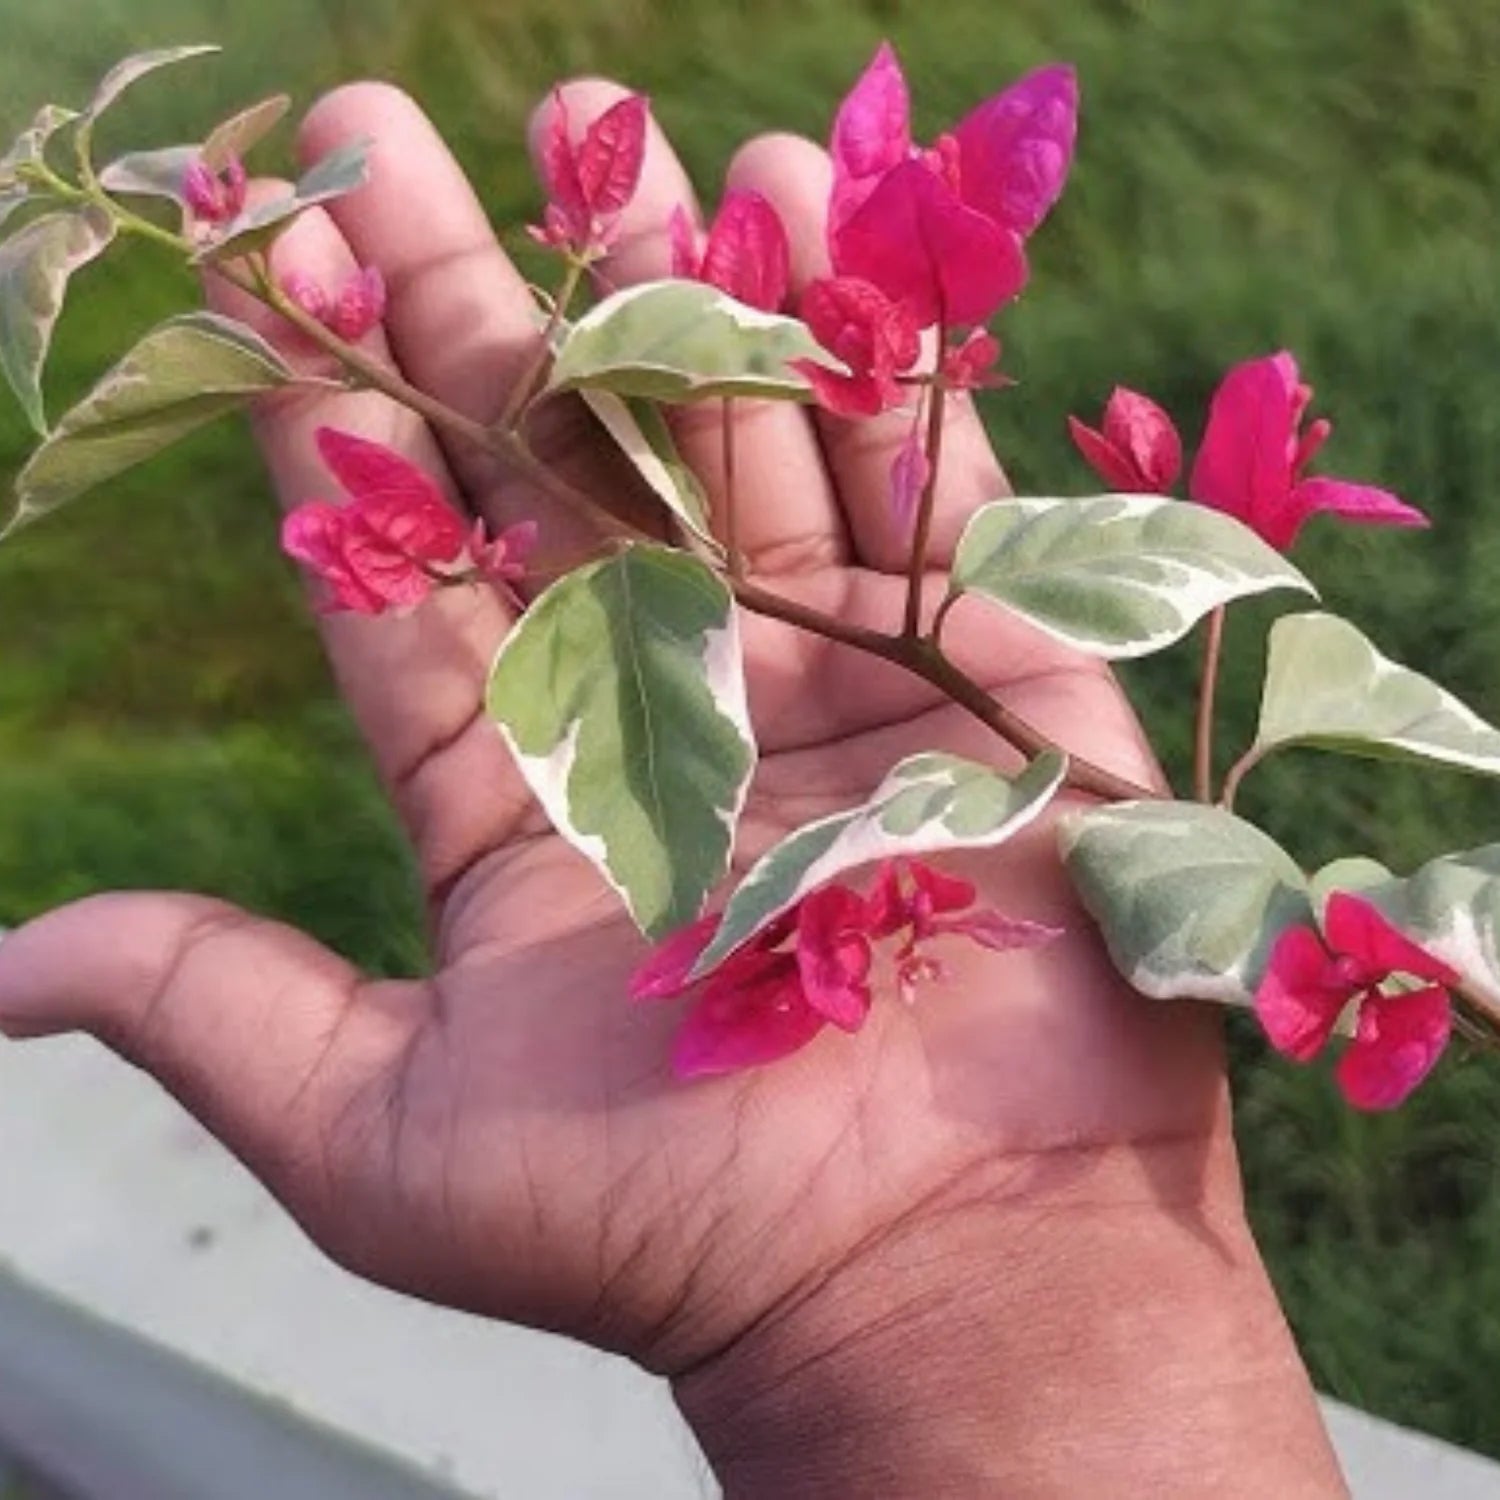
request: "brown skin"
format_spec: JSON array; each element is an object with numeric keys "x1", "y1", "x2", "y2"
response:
[{"x1": 0, "y1": 82, "x2": 1347, "y2": 1496}]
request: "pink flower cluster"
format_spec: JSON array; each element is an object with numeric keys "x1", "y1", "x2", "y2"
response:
[
  {"x1": 1255, "y1": 892, "x2": 1457, "y2": 1110},
  {"x1": 825, "y1": 45, "x2": 1075, "y2": 329},
  {"x1": 281, "y1": 267, "x2": 388, "y2": 343},
  {"x1": 531, "y1": 91, "x2": 650, "y2": 259},
  {"x1": 670, "y1": 191, "x2": 790, "y2": 313},
  {"x1": 795, "y1": 275, "x2": 921, "y2": 417},
  {"x1": 792, "y1": 45, "x2": 1077, "y2": 419},
  {"x1": 281, "y1": 429, "x2": 536, "y2": 615},
  {"x1": 182, "y1": 153, "x2": 247, "y2": 224},
  {"x1": 633, "y1": 857, "x2": 1060, "y2": 1079},
  {"x1": 1069, "y1": 353, "x2": 1429, "y2": 550}
]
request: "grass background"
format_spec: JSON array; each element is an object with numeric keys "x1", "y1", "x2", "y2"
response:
[{"x1": 3, "y1": 0, "x2": 1499, "y2": 1458}]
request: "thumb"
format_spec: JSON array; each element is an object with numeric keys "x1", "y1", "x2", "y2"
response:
[{"x1": 0, "y1": 892, "x2": 427, "y2": 1220}]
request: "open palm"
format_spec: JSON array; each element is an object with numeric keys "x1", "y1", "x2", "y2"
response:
[{"x1": 0, "y1": 81, "x2": 1234, "y2": 1381}]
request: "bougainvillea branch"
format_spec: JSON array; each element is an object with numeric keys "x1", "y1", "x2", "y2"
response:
[
  {"x1": 234, "y1": 260, "x2": 1156, "y2": 797},
  {"x1": 5, "y1": 42, "x2": 1499, "y2": 1102}
]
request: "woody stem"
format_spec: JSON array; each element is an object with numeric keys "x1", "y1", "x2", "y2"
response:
[
  {"x1": 722, "y1": 397, "x2": 743, "y2": 578},
  {"x1": 1194, "y1": 606, "x2": 1226, "y2": 802},
  {"x1": 497, "y1": 256, "x2": 585, "y2": 432},
  {"x1": 1219, "y1": 745, "x2": 1264, "y2": 812},
  {"x1": 903, "y1": 353, "x2": 948, "y2": 639},
  {"x1": 222, "y1": 268, "x2": 1156, "y2": 801}
]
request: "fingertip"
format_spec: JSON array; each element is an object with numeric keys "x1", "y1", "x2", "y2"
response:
[
  {"x1": 0, "y1": 893, "x2": 220, "y2": 1043},
  {"x1": 298, "y1": 80, "x2": 427, "y2": 166},
  {"x1": 724, "y1": 133, "x2": 833, "y2": 285},
  {"x1": 727, "y1": 131, "x2": 830, "y2": 184},
  {"x1": 525, "y1": 76, "x2": 639, "y2": 160}
]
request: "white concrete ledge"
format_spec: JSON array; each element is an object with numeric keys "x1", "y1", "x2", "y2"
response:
[
  {"x1": 1321, "y1": 1400, "x2": 1500, "y2": 1500},
  {"x1": 0, "y1": 1034, "x2": 1492, "y2": 1498},
  {"x1": 0, "y1": 1270, "x2": 466, "y2": 1500}
]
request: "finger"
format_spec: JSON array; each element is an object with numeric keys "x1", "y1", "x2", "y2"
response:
[
  {"x1": 532, "y1": 81, "x2": 847, "y2": 574},
  {"x1": 0, "y1": 894, "x2": 422, "y2": 1248},
  {"x1": 204, "y1": 192, "x2": 530, "y2": 897},
  {"x1": 733, "y1": 133, "x2": 1011, "y2": 575},
  {"x1": 298, "y1": 83, "x2": 653, "y2": 568}
]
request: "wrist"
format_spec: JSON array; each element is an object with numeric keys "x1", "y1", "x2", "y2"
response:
[{"x1": 674, "y1": 1129, "x2": 1346, "y2": 1499}]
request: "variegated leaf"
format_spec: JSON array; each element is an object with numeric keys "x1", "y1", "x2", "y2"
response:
[
  {"x1": 1059, "y1": 802, "x2": 1313, "y2": 1006},
  {"x1": 99, "y1": 96, "x2": 293, "y2": 206},
  {"x1": 83, "y1": 46, "x2": 219, "y2": 123},
  {"x1": 1337, "y1": 847, "x2": 1500, "y2": 1011},
  {"x1": 202, "y1": 95, "x2": 292, "y2": 170},
  {"x1": 485, "y1": 544, "x2": 755, "y2": 939},
  {"x1": 0, "y1": 105, "x2": 79, "y2": 185},
  {"x1": 1253, "y1": 612, "x2": 1500, "y2": 778},
  {"x1": 536, "y1": 296, "x2": 717, "y2": 548},
  {"x1": 0, "y1": 187, "x2": 31, "y2": 231},
  {"x1": 950, "y1": 495, "x2": 1315, "y2": 659},
  {"x1": 197, "y1": 139, "x2": 371, "y2": 262},
  {"x1": 99, "y1": 146, "x2": 198, "y2": 202},
  {"x1": 6, "y1": 312, "x2": 294, "y2": 533},
  {"x1": 582, "y1": 389, "x2": 717, "y2": 548},
  {"x1": 0, "y1": 207, "x2": 116, "y2": 434},
  {"x1": 548, "y1": 280, "x2": 836, "y2": 403},
  {"x1": 691, "y1": 750, "x2": 1067, "y2": 980},
  {"x1": 1308, "y1": 856, "x2": 1395, "y2": 914}
]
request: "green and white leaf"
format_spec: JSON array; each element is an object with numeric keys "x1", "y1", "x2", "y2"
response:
[
  {"x1": 0, "y1": 187, "x2": 31, "y2": 231},
  {"x1": 99, "y1": 96, "x2": 293, "y2": 205},
  {"x1": 198, "y1": 139, "x2": 371, "y2": 262},
  {"x1": 1059, "y1": 801, "x2": 1313, "y2": 1005},
  {"x1": 1308, "y1": 856, "x2": 1394, "y2": 915},
  {"x1": 1254, "y1": 612, "x2": 1500, "y2": 778},
  {"x1": 582, "y1": 389, "x2": 717, "y2": 549},
  {"x1": 533, "y1": 294, "x2": 716, "y2": 547},
  {"x1": 1345, "y1": 846, "x2": 1500, "y2": 1010},
  {"x1": 950, "y1": 495, "x2": 1316, "y2": 660},
  {"x1": 548, "y1": 280, "x2": 836, "y2": 403},
  {"x1": 6, "y1": 312, "x2": 294, "y2": 534},
  {"x1": 691, "y1": 749, "x2": 1067, "y2": 980},
  {"x1": 202, "y1": 94, "x2": 292, "y2": 169},
  {"x1": 0, "y1": 105, "x2": 79, "y2": 186},
  {"x1": 0, "y1": 207, "x2": 116, "y2": 435},
  {"x1": 485, "y1": 544, "x2": 755, "y2": 940},
  {"x1": 83, "y1": 45, "x2": 219, "y2": 123},
  {"x1": 99, "y1": 146, "x2": 198, "y2": 202}
]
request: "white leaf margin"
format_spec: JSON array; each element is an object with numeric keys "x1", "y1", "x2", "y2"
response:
[
  {"x1": 0, "y1": 105, "x2": 80, "y2": 186},
  {"x1": 950, "y1": 494, "x2": 1318, "y2": 660},
  {"x1": 691, "y1": 748, "x2": 1067, "y2": 981},
  {"x1": 580, "y1": 387, "x2": 719, "y2": 551},
  {"x1": 547, "y1": 279, "x2": 840, "y2": 401},
  {"x1": 1346, "y1": 847, "x2": 1500, "y2": 1012},
  {"x1": 1254, "y1": 611, "x2": 1500, "y2": 777},
  {"x1": 0, "y1": 206, "x2": 117, "y2": 435},
  {"x1": 85, "y1": 46, "x2": 220, "y2": 123},
  {"x1": 1058, "y1": 800, "x2": 1314, "y2": 1008},
  {"x1": 6, "y1": 311, "x2": 297, "y2": 533},
  {"x1": 486, "y1": 550, "x2": 755, "y2": 936}
]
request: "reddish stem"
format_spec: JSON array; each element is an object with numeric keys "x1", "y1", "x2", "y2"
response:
[
  {"x1": 1194, "y1": 606, "x2": 1226, "y2": 803},
  {"x1": 903, "y1": 353, "x2": 948, "y2": 639},
  {"x1": 235, "y1": 268, "x2": 1158, "y2": 804}
]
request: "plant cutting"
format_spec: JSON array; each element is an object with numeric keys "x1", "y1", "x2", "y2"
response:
[{"x1": 3, "y1": 39, "x2": 1497, "y2": 1116}]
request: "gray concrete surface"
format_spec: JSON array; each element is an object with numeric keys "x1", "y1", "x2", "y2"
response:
[
  {"x1": 0, "y1": 1032, "x2": 1494, "y2": 1499},
  {"x1": 0, "y1": 1270, "x2": 466, "y2": 1500}
]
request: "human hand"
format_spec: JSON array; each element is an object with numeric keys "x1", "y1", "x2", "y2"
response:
[{"x1": 0, "y1": 81, "x2": 1346, "y2": 1496}]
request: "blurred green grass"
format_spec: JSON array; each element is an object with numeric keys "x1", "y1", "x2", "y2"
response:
[{"x1": 3, "y1": 0, "x2": 1500, "y2": 1456}]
